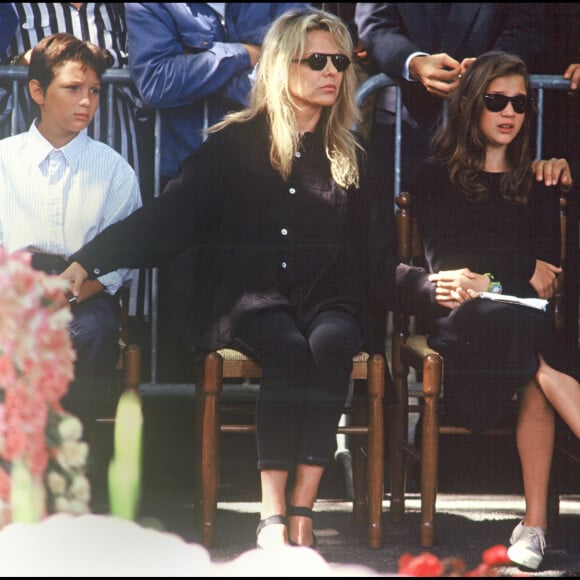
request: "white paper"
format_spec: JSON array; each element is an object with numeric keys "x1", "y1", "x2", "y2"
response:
[{"x1": 478, "y1": 292, "x2": 548, "y2": 312}]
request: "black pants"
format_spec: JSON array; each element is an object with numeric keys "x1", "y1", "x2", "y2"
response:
[{"x1": 233, "y1": 308, "x2": 363, "y2": 471}]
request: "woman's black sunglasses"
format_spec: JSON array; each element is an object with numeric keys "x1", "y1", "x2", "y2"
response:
[
  {"x1": 483, "y1": 93, "x2": 533, "y2": 114},
  {"x1": 292, "y1": 53, "x2": 351, "y2": 72}
]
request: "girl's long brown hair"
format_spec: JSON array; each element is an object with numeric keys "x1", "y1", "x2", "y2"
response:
[{"x1": 430, "y1": 51, "x2": 536, "y2": 203}]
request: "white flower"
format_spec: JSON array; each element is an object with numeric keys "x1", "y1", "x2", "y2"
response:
[
  {"x1": 58, "y1": 415, "x2": 83, "y2": 442},
  {"x1": 57, "y1": 441, "x2": 89, "y2": 470},
  {"x1": 69, "y1": 498, "x2": 90, "y2": 516},
  {"x1": 54, "y1": 496, "x2": 72, "y2": 514},
  {"x1": 46, "y1": 470, "x2": 67, "y2": 495},
  {"x1": 70, "y1": 475, "x2": 91, "y2": 503}
]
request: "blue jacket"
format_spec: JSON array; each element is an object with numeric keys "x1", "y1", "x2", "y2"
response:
[
  {"x1": 0, "y1": 4, "x2": 18, "y2": 55},
  {"x1": 125, "y1": 3, "x2": 309, "y2": 178}
]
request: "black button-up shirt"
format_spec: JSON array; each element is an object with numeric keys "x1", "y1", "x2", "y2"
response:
[{"x1": 71, "y1": 113, "x2": 391, "y2": 350}]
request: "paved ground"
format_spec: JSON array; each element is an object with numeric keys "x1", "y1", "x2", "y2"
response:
[{"x1": 89, "y1": 384, "x2": 580, "y2": 577}]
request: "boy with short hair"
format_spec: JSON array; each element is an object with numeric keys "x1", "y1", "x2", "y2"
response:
[{"x1": 0, "y1": 33, "x2": 142, "y2": 412}]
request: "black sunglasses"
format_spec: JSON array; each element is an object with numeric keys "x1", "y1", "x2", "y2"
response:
[
  {"x1": 292, "y1": 52, "x2": 351, "y2": 72},
  {"x1": 483, "y1": 93, "x2": 533, "y2": 114}
]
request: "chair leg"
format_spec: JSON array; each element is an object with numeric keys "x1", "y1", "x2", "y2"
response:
[
  {"x1": 351, "y1": 382, "x2": 367, "y2": 526},
  {"x1": 390, "y1": 334, "x2": 409, "y2": 523},
  {"x1": 122, "y1": 344, "x2": 141, "y2": 390},
  {"x1": 366, "y1": 354, "x2": 385, "y2": 549},
  {"x1": 200, "y1": 352, "x2": 223, "y2": 548},
  {"x1": 419, "y1": 353, "x2": 443, "y2": 548},
  {"x1": 193, "y1": 356, "x2": 205, "y2": 523}
]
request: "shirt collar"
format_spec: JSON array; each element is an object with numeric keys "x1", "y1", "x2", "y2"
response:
[{"x1": 29, "y1": 120, "x2": 89, "y2": 168}]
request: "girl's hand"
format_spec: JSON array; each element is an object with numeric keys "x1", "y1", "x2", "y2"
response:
[
  {"x1": 529, "y1": 259, "x2": 562, "y2": 299},
  {"x1": 436, "y1": 285, "x2": 474, "y2": 310},
  {"x1": 429, "y1": 268, "x2": 486, "y2": 309}
]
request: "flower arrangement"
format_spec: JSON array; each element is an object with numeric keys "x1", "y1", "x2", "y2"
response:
[{"x1": 0, "y1": 249, "x2": 90, "y2": 527}]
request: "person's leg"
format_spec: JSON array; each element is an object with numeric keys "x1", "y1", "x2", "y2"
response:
[
  {"x1": 63, "y1": 292, "x2": 121, "y2": 417},
  {"x1": 287, "y1": 309, "x2": 363, "y2": 546},
  {"x1": 508, "y1": 378, "x2": 554, "y2": 569},
  {"x1": 258, "y1": 470, "x2": 290, "y2": 548},
  {"x1": 234, "y1": 309, "x2": 314, "y2": 547},
  {"x1": 287, "y1": 464, "x2": 324, "y2": 546},
  {"x1": 535, "y1": 354, "x2": 580, "y2": 437},
  {"x1": 517, "y1": 379, "x2": 555, "y2": 530}
]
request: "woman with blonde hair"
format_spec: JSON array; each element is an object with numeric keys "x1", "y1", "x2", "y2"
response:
[{"x1": 61, "y1": 7, "x2": 386, "y2": 549}]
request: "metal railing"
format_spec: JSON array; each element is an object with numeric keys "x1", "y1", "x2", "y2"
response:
[
  {"x1": 0, "y1": 66, "x2": 573, "y2": 384},
  {"x1": 355, "y1": 72, "x2": 573, "y2": 197}
]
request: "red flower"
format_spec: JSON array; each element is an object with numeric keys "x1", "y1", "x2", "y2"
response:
[
  {"x1": 482, "y1": 544, "x2": 510, "y2": 566},
  {"x1": 398, "y1": 551, "x2": 445, "y2": 576}
]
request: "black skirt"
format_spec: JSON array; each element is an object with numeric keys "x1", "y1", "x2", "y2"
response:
[{"x1": 427, "y1": 298, "x2": 580, "y2": 433}]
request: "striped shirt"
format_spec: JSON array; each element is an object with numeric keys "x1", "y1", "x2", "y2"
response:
[
  {"x1": 1, "y1": 2, "x2": 144, "y2": 173},
  {"x1": 0, "y1": 120, "x2": 142, "y2": 295}
]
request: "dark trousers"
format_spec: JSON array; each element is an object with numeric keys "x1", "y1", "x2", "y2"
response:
[
  {"x1": 233, "y1": 308, "x2": 363, "y2": 471},
  {"x1": 62, "y1": 292, "x2": 120, "y2": 414}
]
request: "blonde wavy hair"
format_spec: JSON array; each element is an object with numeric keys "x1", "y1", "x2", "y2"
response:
[{"x1": 208, "y1": 7, "x2": 363, "y2": 189}]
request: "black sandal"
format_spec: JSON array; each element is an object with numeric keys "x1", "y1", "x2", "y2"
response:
[
  {"x1": 256, "y1": 514, "x2": 287, "y2": 548},
  {"x1": 287, "y1": 506, "x2": 318, "y2": 549}
]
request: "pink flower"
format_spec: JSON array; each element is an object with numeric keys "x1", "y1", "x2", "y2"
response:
[
  {"x1": 0, "y1": 251, "x2": 87, "y2": 525},
  {"x1": 0, "y1": 466, "x2": 10, "y2": 502},
  {"x1": 0, "y1": 354, "x2": 16, "y2": 386}
]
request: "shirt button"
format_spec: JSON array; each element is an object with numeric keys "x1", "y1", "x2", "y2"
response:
[
  {"x1": 289, "y1": 188, "x2": 296, "y2": 195},
  {"x1": 281, "y1": 228, "x2": 288, "y2": 236},
  {"x1": 295, "y1": 151, "x2": 301, "y2": 158},
  {"x1": 281, "y1": 261, "x2": 288, "y2": 269}
]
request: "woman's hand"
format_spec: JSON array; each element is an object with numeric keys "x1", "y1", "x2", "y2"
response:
[
  {"x1": 529, "y1": 259, "x2": 562, "y2": 299},
  {"x1": 532, "y1": 158, "x2": 573, "y2": 192},
  {"x1": 58, "y1": 261, "x2": 90, "y2": 303}
]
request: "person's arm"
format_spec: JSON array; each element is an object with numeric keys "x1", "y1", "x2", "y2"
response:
[
  {"x1": 63, "y1": 130, "x2": 228, "y2": 299},
  {"x1": 0, "y1": 4, "x2": 18, "y2": 56},
  {"x1": 355, "y1": 3, "x2": 461, "y2": 98},
  {"x1": 355, "y1": 3, "x2": 422, "y2": 79},
  {"x1": 125, "y1": 3, "x2": 257, "y2": 109}
]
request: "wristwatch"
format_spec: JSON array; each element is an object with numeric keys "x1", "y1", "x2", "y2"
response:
[{"x1": 484, "y1": 273, "x2": 503, "y2": 294}]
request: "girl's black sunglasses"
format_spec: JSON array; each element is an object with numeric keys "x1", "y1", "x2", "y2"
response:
[
  {"x1": 483, "y1": 93, "x2": 533, "y2": 114},
  {"x1": 292, "y1": 53, "x2": 351, "y2": 72}
]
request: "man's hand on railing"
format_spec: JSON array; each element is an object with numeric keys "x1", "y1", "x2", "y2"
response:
[
  {"x1": 532, "y1": 158, "x2": 574, "y2": 192},
  {"x1": 9, "y1": 48, "x2": 31, "y2": 66},
  {"x1": 563, "y1": 63, "x2": 580, "y2": 92}
]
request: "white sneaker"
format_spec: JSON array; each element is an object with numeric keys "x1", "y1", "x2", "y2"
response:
[{"x1": 507, "y1": 520, "x2": 546, "y2": 570}]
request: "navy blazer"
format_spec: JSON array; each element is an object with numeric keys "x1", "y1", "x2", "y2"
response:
[{"x1": 355, "y1": 3, "x2": 546, "y2": 129}]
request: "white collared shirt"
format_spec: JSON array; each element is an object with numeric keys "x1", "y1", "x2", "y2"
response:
[{"x1": 0, "y1": 121, "x2": 142, "y2": 294}]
